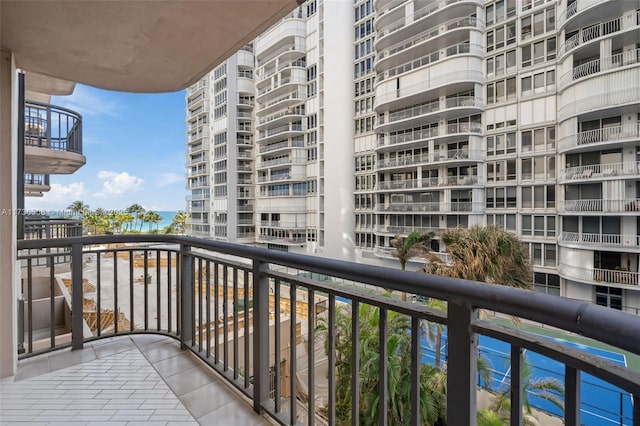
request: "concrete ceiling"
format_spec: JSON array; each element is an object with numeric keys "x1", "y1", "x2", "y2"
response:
[{"x1": 1, "y1": 0, "x2": 300, "y2": 93}]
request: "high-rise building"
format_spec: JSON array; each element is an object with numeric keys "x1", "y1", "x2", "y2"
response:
[
  {"x1": 186, "y1": 46, "x2": 257, "y2": 242},
  {"x1": 185, "y1": 0, "x2": 640, "y2": 313}
]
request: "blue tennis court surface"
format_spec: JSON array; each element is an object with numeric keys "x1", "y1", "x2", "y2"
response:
[{"x1": 420, "y1": 331, "x2": 633, "y2": 425}]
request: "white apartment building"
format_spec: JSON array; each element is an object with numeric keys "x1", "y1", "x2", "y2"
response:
[
  {"x1": 186, "y1": 0, "x2": 640, "y2": 313},
  {"x1": 186, "y1": 46, "x2": 257, "y2": 242}
]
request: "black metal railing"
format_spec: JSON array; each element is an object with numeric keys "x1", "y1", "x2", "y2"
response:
[
  {"x1": 23, "y1": 217, "x2": 83, "y2": 240},
  {"x1": 24, "y1": 173, "x2": 50, "y2": 186},
  {"x1": 15, "y1": 235, "x2": 640, "y2": 426},
  {"x1": 24, "y1": 100, "x2": 83, "y2": 154}
]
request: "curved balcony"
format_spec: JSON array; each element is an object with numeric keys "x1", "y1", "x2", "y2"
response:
[
  {"x1": 558, "y1": 123, "x2": 640, "y2": 153},
  {"x1": 24, "y1": 101, "x2": 86, "y2": 174},
  {"x1": 559, "y1": 49, "x2": 640, "y2": 91},
  {"x1": 559, "y1": 263, "x2": 639, "y2": 287},
  {"x1": 375, "y1": 69, "x2": 483, "y2": 110},
  {"x1": 256, "y1": 20, "x2": 306, "y2": 64},
  {"x1": 559, "y1": 232, "x2": 640, "y2": 251},
  {"x1": 259, "y1": 221, "x2": 307, "y2": 229},
  {"x1": 376, "y1": 150, "x2": 483, "y2": 172},
  {"x1": 257, "y1": 90, "x2": 304, "y2": 115},
  {"x1": 256, "y1": 234, "x2": 306, "y2": 245},
  {"x1": 256, "y1": 74, "x2": 306, "y2": 100},
  {"x1": 558, "y1": 16, "x2": 640, "y2": 58},
  {"x1": 558, "y1": 84, "x2": 640, "y2": 122},
  {"x1": 259, "y1": 138, "x2": 305, "y2": 154},
  {"x1": 256, "y1": 123, "x2": 304, "y2": 144},
  {"x1": 559, "y1": 0, "x2": 630, "y2": 31},
  {"x1": 257, "y1": 107, "x2": 305, "y2": 129},
  {"x1": 257, "y1": 173, "x2": 306, "y2": 183},
  {"x1": 376, "y1": 43, "x2": 483, "y2": 84},
  {"x1": 559, "y1": 199, "x2": 640, "y2": 214},
  {"x1": 376, "y1": 96, "x2": 484, "y2": 132},
  {"x1": 373, "y1": 225, "x2": 444, "y2": 236},
  {"x1": 559, "y1": 162, "x2": 640, "y2": 183},
  {"x1": 15, "y1": 235, "x2": 640, "y2": 426},
  {"x1": 256, "y1": 157, "x2": 306, "y2": 170},
  {"x1": 377, "y1": 16, "x2": 482, "y2": 69},
  {"x1": 375, "y1": 0, "x2": 481, "y2": 49}
]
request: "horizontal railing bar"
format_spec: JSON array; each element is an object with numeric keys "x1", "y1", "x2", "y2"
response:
[
  {"x1": 472, "y1": 320, "x2": 640, "y2": 395},
  {"x1": 267, "y1": 268, "x2": 449, "y2": 324},
  {"x1": 17, "y1": 343, "x2": 73, "y2": 360},
  {"x1": 16, "y1": 235, "x2": 640, "y2": 355}
]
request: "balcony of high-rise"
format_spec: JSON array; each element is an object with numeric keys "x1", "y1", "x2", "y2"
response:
[
  {"x1": 3, "y1": 1, "x2": 640, "y2": 425},
  {"x1": 24, "y1": 101, "x2": 86, "y2": 174}
]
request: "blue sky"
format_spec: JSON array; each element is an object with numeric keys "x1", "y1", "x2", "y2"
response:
[{"x1": 25, "y1": 85, "x2": 187, "y2": 212}]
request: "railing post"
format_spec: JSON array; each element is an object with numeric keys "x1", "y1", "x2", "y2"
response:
[
  {"x1": 447, "y1": 301, "x2": 478, "y2": 426},
  {"x1": 71, "y1": 242, "x2": 84, "y2": 350},
  {"x1": 252, "y1": 259, "x2": 269, "y2": 415},
  {"x1": 180, "y1": 244, "x2": 193, "y2": 350}
]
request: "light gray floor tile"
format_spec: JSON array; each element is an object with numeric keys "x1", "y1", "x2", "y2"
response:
[
  {"x1": 153, "y1": 352, "x2": 201, "y2": 377},
  {"x1": 196, "y1": 398, "x2": 266, "y2": 426},
  {"x1": 164, "y1": 365, "x2": 219, "y2": 396},
  {"x1": 179, "y1": 380, "x2": 237, "y2": 418}
]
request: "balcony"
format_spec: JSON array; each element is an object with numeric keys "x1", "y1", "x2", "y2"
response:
[
  {"x1": 12, "y1": 235, "x2": 640, "y2": 425},
  {"x1": 376, "y1": 43, "x2": 483, "y2": 84},
  {"x1": 375, "y1": 69, "x2": 484, "y2": 111},
  {"x1": 559, "y1": 232, "x2": 640, "y2": 250},
  {"x1": 559, "y1": 199, "x2": 640, "y2": 214},
  {"x1": 24, "y1": 173, "x2": 50, "y2": 196},
  {"x1": 376, "y1": 16, "x2": 482, "y2": 66},
  {"x1": 559, "y1": 49, "x2": 640, "y2": 91},
  {"x1": 23, "y1": 217, "x2": 83, "y2": 240},
  {"x1": 24, "y1": 101, "x2": 86, "y2": 174},
  {"x1": 559, "y1": 263, "x2": 640, "y2": 287},
  {"x1": 559, "y1": 161, "x2": 640, "y2": 183},
  {"x1": 558, "y1": 124, "x2": 640, "y2": 153},
  {"x1": 559, "y1": 15, "x2": 630, "y2": 57},
  {"x1": 376, "y1": 201, "x2": 483, "y2": 213}
]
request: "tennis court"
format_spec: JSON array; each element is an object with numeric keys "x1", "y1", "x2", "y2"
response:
[{"x1": 420, "y1": 332, "x2": 633, "y2": 425}]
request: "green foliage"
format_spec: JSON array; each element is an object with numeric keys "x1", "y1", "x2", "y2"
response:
[
  {"x1": 423, "y1": 225, "x2": 532, "y2": 289},
  {"x1": 316, "y1": 303, "x2": 447, "y2": 425},
  {"x1": 390, "y1": 231, "x2": 434, "y2": 271}
]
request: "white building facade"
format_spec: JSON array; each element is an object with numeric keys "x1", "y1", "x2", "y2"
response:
[{"x1": 186, "y1": 0, "x2": 640, "y2": 313}]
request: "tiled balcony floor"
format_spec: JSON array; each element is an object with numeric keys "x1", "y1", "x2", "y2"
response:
[{"x1": 0, "y1": 335, "x2": 271, "y2": 425}]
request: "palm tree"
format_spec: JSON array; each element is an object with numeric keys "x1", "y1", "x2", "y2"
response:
[
  {"x1": 170, "y1": 210, "x2": 188, "y2": 234},
  {"x1": 121, "y1": 213, "x2": 135, "y2": 233},
  {"x1": 145, "y1": 211, "x2": 162, "y2": 233},
  {"x1": 67, "y1": 200, "x2": 89, "y2": 218},
  {"x1": 488, "y1": 355, "x2": 564, "y2": 424},
  {"x1": 391, "y1": 231, "x2": 434, "y2": 301},
  {"x1": 316, "y1": 303, "x2": 447, "y2": 425},
  {"x1": 126, "y1": 203, "x2": 145, "y2": 231},
  {"x1": 422, "y1": 225, "x2": 532, "y2": 289}
]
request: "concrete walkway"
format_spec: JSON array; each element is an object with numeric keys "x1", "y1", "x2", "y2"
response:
[{"x1": 0, "y1": 335, "x2": 270, "y2": 425}]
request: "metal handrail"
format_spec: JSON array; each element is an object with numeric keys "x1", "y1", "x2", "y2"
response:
[
  {"x1": 15, "y1": 235, "x2": 640, "y2": 425},
  {"x1": 24, "y1": 100, "x2": 83, "y2": 154}
]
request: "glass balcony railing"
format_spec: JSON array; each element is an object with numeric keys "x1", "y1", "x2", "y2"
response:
[{"x1": 16, "y1": 235, "x2": 640, "y2": 425}]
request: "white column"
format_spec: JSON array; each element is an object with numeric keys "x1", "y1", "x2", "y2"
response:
[
  {"x1": 0, "y1": 49, "x2": 18, "y2": 378},
  {"x1": 322, "y1": 0, "x2": 355, "y2": 261}
]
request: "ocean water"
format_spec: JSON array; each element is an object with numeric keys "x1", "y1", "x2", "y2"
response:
[{"x1": 155, "y1": 211, "x2": 178, "y2": 230}]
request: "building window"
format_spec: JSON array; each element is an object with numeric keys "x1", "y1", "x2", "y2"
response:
[
  {"x1": 534, "y1": 273, "x2": 560, "y2": 295},
  {"x1": 595, "y1": 286, "x2": 623, "y2": 310}
]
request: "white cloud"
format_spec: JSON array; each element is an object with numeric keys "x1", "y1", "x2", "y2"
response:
[
  {"x1": 95, "y1": 171, "x2": 144, "y2": 196},
  {"x1": 24, "y1": 182, "x2": 87, "y2": 211},
  {"x1": 53, "y1": 85, "x2": 122, "y2": 117},
  {"x1": 156, "y1": 172, "x2": 184, "y2": 188}
]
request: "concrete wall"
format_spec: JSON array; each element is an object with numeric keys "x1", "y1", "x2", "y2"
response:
[{"x1": 0, "y1": 49, "x2": 17, "y2": 377}]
